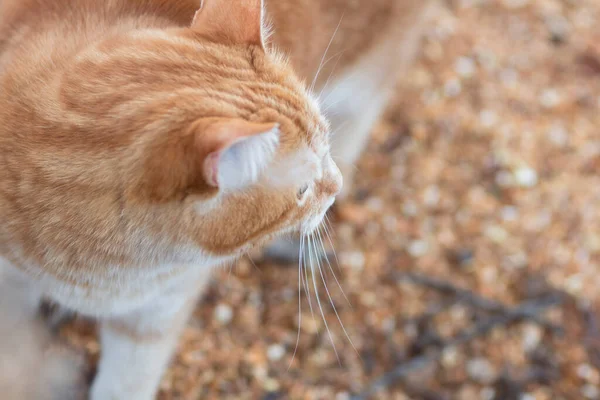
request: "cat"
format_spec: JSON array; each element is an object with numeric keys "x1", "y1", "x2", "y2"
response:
[
  {"x1": 0, "y1": 0, "x2": 433, "y2": 398},
  {"x1": 0, "y1": 0, "x2": 342, "y2": 399}
]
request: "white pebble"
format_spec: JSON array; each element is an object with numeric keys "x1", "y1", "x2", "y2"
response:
[
  {"x1": 408, "y1": 240, "x2": 430, "y2": 257},
  {"x1": 522, "y1": 324, "x2": 542, "y2": 352},
  {"x1": 500, "y1": 68, "x2": 519, "y2": 87},
  {"x1": 366, "y1": 197, "x2": 384, "y2": 212},
  {"x1": 267, "y1": 344, "x2": 286, "y2": 362},
  {"x1": 547, "y1": 123, "x2": 568, "y2": 147},
  {"x1": 340, "y1": 251, "x2": 365, "y2": 271},
  {"x1": 336, "y1": 392, "x2": 350, "y2": 400},
  {"x1": 501, "y1": 206, "x2": 519, "y2": 222},
  {"x1": 485, "y1": 225, "x2": 509, "y2": 243},
  {"x1": 424, "y1": 185, "x2": 441, "y2": 207},
  {"x1": 442, "y1": 346, "x2": 459, "y2": 367},
  {"x1": 514, "y1": 167, "x2": 538, "y2": 188},
  {"x1": 502, "y1": 0, "x2": 530, "y2": 9},
  {"x1": 402, "y1": 202, "x2": 419, "y2": 217},
  {"x1": 444, "y1": 78, "x2": 462, "y2": 97},
  {"x1": 456, "y1": 56, "x2": 476, "y2": 78},
  {"x1": 520, "y1": 394, "x2": 535, "y2": 400},
  {"x1": 479, "y1": 110, "x2": 498, "y2": 128},
  {"x1": 496, "y1": 171, "x2": 514, "y2": 187},
  {"x1": 582, "y1": 384, "x2": 600, "y2": 399},
  {"x1": 481, "y1": 387, "x2": 496, "y2": 400},
  {"x1": 467, "y1": 358, "x2": 497, "y2": 384},
  {"x1": 565, "y1": 274, "x2": 584, "y2": 295},
  {"x1": 214, "y1": 303, "x2": 233, "y2": 325},
  {"x1": 577, "y1": 363, "x2": 599, "y2": 383},
  {"x1": 539, "y1": 89, "x2": 562, "y2": 109}
]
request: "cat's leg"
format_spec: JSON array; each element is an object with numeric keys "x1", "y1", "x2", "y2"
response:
[{"x1": 90, "y1": 271, "x2": 210, "y2": 400}]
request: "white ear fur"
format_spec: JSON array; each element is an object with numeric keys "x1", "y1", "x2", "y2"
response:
[{"x1": 217, "y1": 127, "x2": 280, "y2": 190}]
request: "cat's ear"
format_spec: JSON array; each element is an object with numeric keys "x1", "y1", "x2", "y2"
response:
[
  {"x1": 191, "y1": 0, "x2": 265, "y2": 48},
  {"x1": 196, "y1": 119, "x2": 280, "y2": 191}
]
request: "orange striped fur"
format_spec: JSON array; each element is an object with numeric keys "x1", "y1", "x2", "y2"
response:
[{"x1": 0, "y1": 0, "x2": 431, "y2": 398}]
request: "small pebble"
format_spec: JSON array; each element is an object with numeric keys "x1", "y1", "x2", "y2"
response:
[
  {"x1": 502, "y1": 0, "x2": 530, "y2": 9},
  {"x1": 479, "y1": 109, "x2": 498, "y2": 128},
  {"x1": 582, "y1": 384, "x2": 600, "y2": 399},
  {"x1": 500, "y1": 68, "x2": 519, "y2": 87},
  {"x1": 366, "y1": 197, "x2": 384, "y2": 213},
  {"x1": 407, "y1": 240, "x2": 430, "y2": 257},
  {"x1": 424, "y1": 185, "x2": 441, "y2": 207},
  {"x1": 340, "y1": 251, "x2": 365, "y2": 271},
  {"x1": 402, "y1": 202, "x2": 419, "y2": 217},
  {"x1": 267, "y1": 344, "x2": 286, "y2": 362},
  {"x1": 520, "y1": 394, "x2": 535, "y2": 400},
  {"x1": 501, "y1": 206, "x2": 519, "y2": 222},
  {"x1": 481, "y1": 387, "x2": 496, "y2": 400},
  {"x1": 539, "y1": 89, "x2": 562, "y2": 109},
  {"x1": 263, "y1": 378, "x2": 281, "y2": 392},
  {"x1": 442, "y1": 346, "x2": 459, "y2": 367},
  {"x1": 444, "y1": 78, "x2": 462, "y2": 97},
  {"x1": 522, "y1": 323, "x2": 543, "y2": 352},
  {"x1": 565, "y1": 274, "x2": 584, "y2": 295},
  {"x1": 455, "y1": 56, "x2": 476, "y2": 78},
  {"x1": 577, "y1": 364, "x2": 600, "y2": 384},
  {"x1": 548, "y1": 123, "x2": 568, "y2": 147},
  {"x1": 496, "y1": 171, "x2": 514, "y2": 187},
  {"x1": 448, "y1": 248, "x2": 475, "y2": 268},
  {"x1": 214, "y1": 304, "x2": 233, "y2": 325},
  {"x1": 467, "y1": 358, "x2": 497, "y2": 384},
  {"x1": 514, "y1": 167, "x2": 538, "y2": 188},
  {"x1": 484, "y1": 225, "x2": 509, "y2": 243}
]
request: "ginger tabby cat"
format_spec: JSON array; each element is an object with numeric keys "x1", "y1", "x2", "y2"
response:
[{"x1": 0, "y1": 0, "x2": 431, "y2": 399}]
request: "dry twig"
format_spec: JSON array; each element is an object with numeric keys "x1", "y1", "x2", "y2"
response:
[{"x1": 351, "y1": 294, "x2": 563, "y2": 400}]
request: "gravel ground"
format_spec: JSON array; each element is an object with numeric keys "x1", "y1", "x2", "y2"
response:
[{"x1": 64, "y1": 0, "x2": 600, "y2": 398}]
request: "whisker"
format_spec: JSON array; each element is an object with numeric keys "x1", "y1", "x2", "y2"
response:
[
  {"x1": 309, "y1": 232, "x2": 340, "y2": 364},
  {"x1": 248, "y1": 256, "x2": 261, "y2": 274},
  {"x1": 314, "y1": 227, "x2": 359, "y2": 359},
  {"x1": 227, "y1": 261, "x2": 235, "y2": 279},
  {"x1": 317, "y1": 50, "x2": 346, "y2": 103},
  {"x1": 288, "y1": 234, "x2": 304, "y2": 370},
  {"x1": 323, "y1": 215, "x2": 340, "y2": 267},
  {"x1": 301, "y1": 234, "x2": 318, "y2": 332},
  {"x1": 317, "y1": 225, "x2": 352, "y2": 308},
  {"x1": 309, "y1": 14, "x2": 345, "y2": 95}
]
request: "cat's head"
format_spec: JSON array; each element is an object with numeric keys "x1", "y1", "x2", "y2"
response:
[{"x1": 60, "y1": 0, "x2": 342, "y2": 258}]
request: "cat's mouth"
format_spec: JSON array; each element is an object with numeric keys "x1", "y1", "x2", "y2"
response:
[{"x1": 301, "y1": 197, "x2": 335, "y2": 235}]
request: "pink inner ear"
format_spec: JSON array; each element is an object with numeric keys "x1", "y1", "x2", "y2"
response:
[
  {"x1": 196, "y1": 119, "x2": 279, "y2": 188},
  {"x1": 203, "y1": 152, "x2": 221, "y2": 187}
]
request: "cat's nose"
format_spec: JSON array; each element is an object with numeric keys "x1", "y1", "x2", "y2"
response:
[{"x1": 320, "y1": 157, "x2": 343, "y2": 197}]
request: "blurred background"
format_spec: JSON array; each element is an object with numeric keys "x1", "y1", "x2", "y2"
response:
[{"x1": 5, "y1": 0, "x2": 600, "y2": 398}]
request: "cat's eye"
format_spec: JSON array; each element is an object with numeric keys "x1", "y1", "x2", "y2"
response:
[{"x1": 297, "y1": 184, "x2": 310, "y2": 200}]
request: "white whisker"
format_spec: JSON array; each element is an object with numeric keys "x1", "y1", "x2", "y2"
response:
[
  {"x1": 317, "y1": 225, "x2": 351, "y2": 308},
  {"x1": 309, "y1": 14, "x2": 345, "y2": 95},
  {"x1": 301, "y1": 234, "x2": 318, "y2": 332},
  {"x1": 317, "y1": 50, "x2": 346, "y2": 103},
  {"x1": 288, "y1": 234, "x2": 304, "y2": 370},
  {"x1": 309, "y1": 233, "x2": 340, "y2": 364},
  {"x1": 314, "y1": 227, "x2": 359, "y2": 358},
  {"x1": 323, "y1": 215, "x2": 340, "y2": 267}
]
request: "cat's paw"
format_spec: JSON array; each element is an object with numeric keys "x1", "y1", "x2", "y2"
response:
[{"x1": 40, "y1": 343, "x2": 91, "y2": 400}]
